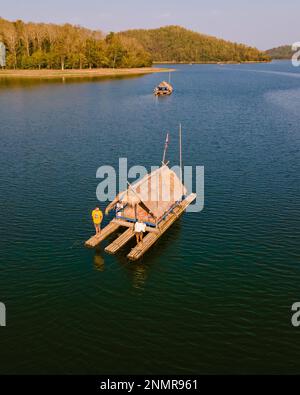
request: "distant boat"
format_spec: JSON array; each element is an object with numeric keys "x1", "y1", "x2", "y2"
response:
[{"x1": 154, "y1": 81, "x2": 173, "y2": 96}]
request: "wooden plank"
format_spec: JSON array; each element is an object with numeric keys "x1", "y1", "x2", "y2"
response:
[
  {"x1": 105, "y1": 228, "x2": 135, "y2": 255},
  {"x1": 85, "y1": 222, "x2": 120, "y2": 248},
  {"x1": 112, "y1": 218, "x2": 159, "y2": 234},
  {"x1": 127, "y1": 193, "x2": 196, "y2": 261},
  {"x1": 112, "y1": 219, "x2": 134, "y2": 228},
  {"x1": 127, "y1": 232, "x2": 158, "y2": 261}
]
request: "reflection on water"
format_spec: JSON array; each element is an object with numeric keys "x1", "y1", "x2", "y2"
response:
[
  {"x1": 112, "y1": 221, "x2": 182, "y2": 290},
  {"x1": 93, "y1": 252, "x2": 105, "y2": 271},
  {"x1": 0, "y1": 73, "x2": 146, "y2": 90},
  {"x1": 130, "y1": 263, "x2": 148, "y2": 290}
]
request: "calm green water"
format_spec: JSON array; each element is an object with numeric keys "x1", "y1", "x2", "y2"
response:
[{"x1": 0, "y1": 62, "x2": 300, "y2": 374}]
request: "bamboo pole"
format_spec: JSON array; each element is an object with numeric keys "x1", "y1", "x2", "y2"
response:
[{"x1": 179, "y1": 123, "x2": 183, "y2": 199}]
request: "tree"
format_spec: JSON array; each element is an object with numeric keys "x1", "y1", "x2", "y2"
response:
[
  {"x1": 0, "y1": 17, "x2": 155, "y2": 70},
  {"x1": 105, "y1": 33, "x2": 126, "y2": 68}
]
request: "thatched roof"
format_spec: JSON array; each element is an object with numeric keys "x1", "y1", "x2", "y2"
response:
[
  {"x1": 158, "y1": 81, "x2": 172, "y2": 89},
  {"x1": 106, "y1": 165, "x2": 186, "y2": 220}
]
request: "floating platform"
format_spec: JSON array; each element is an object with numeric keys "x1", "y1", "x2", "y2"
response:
[{"x1": 85, "y1": 193, "x2": 196, "y2": 260}]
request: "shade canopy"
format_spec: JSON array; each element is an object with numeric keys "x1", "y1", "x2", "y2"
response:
[
  {"x1": 158, "y1": 81, "x2": 172, "y2": 89},
  {"x1": 106, "y1": 165, "x2": 186, "y2": 222}
]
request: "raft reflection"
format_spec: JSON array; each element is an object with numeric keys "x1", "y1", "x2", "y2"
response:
[{"x1": 93, "y1": 252, "x2": 105, "y2": 271}]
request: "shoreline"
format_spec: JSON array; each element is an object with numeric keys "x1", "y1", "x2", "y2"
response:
[
  {"x1": 0, "y1": 67, "x2": 174, "y2": 79},
  {"x1": 153, "y1": 60, "x2": 271, "y2": 65}
]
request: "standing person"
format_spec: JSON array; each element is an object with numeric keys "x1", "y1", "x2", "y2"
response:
[
  {"x1": 92, "y1": 207, "x2": 103, "y2": 235},
  {"x1": 134, "y1": 219, "x2": 146, "y2": 245}
]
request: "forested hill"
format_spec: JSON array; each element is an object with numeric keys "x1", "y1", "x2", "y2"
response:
[
  {"x1": 266, "y1": 45, "x2": 293, "y2": 59},
  {"x1": 0, "y1": 17, "x2": 152, "y2": 69},
  {"x1": 119, "y1": 26, "x2": 270, "y2": 63}
]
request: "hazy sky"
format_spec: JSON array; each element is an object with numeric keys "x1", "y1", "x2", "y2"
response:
[{"x1": 1, "y1": 0, "x2": 298, "y2": 49}]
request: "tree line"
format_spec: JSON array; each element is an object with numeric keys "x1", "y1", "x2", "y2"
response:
[
  {"x1": 0, "y1": 17, "x2": 152, "y2": 69},
  {"x1": 119, "y1": 26, "x2": 270, "y2": 63},
  {"x1": 0, "y1": 19, "x2": 270, "y2": 70}
]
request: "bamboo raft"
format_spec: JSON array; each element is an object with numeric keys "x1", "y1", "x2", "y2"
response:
[
  {"x1": 85, "y1": 128, "x2": 197, "y2": 260},
  {"x1": 154, "y1": 81, "x2": 173, "y2": 96},
  {"x1": 85, "y1": 191, "x2": 196, "y2": 260}
]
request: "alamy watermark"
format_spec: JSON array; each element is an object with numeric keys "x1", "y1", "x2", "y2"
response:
[
  {"x1": 95, "y1": 158, "x2": 204, "y2": 213},
  {"x1": 291, "y1": 302, "x2": 300, "y2": 327},
  {"x1": 0, "y1": 302, "x2": 6, "y2": 326},
  {"x1": 291, "y1": 42, "x2": 300, "y2": 67}
]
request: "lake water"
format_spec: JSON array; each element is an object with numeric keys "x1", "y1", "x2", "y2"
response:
[{"x1": 0, "y1": 61, "x2": 299, "y2": 374}]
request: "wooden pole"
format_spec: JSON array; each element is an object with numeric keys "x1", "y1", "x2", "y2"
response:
[
  {"x1": 162, "y1": 132, "x2": 169, "y2": 164},
  {"x1": 161, "y1": 132, "x2": 169, "y2": 212},
  {"x1": 179, "y1": 123, "x2": 183, "y2": 198},
  {"x1": 156, "y1": 170, "x2": 159, "y2": 211}
]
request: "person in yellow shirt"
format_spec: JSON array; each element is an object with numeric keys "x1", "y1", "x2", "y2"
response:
[{"x1": 92, "y1": 207, "x2": 103, "y2": 234}]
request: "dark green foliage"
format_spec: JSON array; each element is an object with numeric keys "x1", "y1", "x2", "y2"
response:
[
  {"x1": 266, "y1": 45, "x2": 293, "y2": 59},
  {"x1": 119, "y1": 25, "x2": 270, "y2": 63}
]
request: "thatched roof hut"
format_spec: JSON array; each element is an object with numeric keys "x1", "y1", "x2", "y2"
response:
[
  {"x1": 106, "y1": 165, "x2": 186, "y2": 226},
  {"x1": 154, "y1": 81, "x2": 173, "y2": 95}
]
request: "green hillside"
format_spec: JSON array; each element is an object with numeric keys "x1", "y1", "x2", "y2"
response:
[
  {"x1": 119, "y1": 25, "x2": 270, "y2": 63},
  {"x1": 266, "y1": 45, "x2": 293, "y2": 59}
]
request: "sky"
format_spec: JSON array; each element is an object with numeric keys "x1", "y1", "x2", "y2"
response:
[{"x1": 0, "y1": 0, "x2": 298, "y2": 49}]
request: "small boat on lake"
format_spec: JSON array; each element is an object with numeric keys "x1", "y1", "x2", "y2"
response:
[{"x1": 154, "y1": 81, "x2": 173, "y2": 96}]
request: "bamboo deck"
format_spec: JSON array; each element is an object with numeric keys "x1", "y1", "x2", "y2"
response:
[
  {"x1": 104, "y1": 228, "x2": 135, "y2": 254},
  {"x1": 105, "y1": 228, "x2": 135, "y2": 254},
  {"x1": 112, "y1": 218, "x2": 159, "y2": 234},
  {"x1": 84, "y1": 193, "x2": 196, "y2": 259},
  {"x1": 127, "y1": 193, "x2": 196, "y2": 261},
  {"x1": 84, "y1": 222, "x2": 120, "y2": 248},
  {"x1": 155, "y1": 90, "x2": 172, "y2": 96}
]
